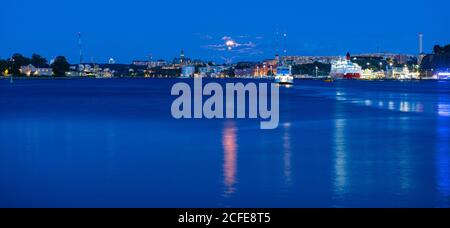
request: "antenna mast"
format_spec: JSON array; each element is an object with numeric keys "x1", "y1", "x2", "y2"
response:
[{"x1": 78, "y1": 32, "x2": 83, "y2": 65}]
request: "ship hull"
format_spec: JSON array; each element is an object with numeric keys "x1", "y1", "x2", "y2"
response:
[
  {"x1": 275, "y1": 76, "x2": 294, "y2": 84},
  {"x1": 330, "y1": 58, "x2": 362, "y2": 80},
  {"x1": 330, "y1": 72, "x2": 361, "y2": 79}
]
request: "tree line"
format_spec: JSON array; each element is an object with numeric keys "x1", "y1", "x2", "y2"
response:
[
  {"x1": 433, "y1": 45, "x2": 450, "y2": 55},
  {"x1": 0, "y1": 53, "x2": 70, "y2": 76},
  {"x1": 421, "y1": 44, "x2": 450, "y2": 71}
]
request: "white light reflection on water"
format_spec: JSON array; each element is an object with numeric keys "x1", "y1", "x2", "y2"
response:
[
  {"x1": 282, "y1": 122, "x2": 292, "y2": 189},
  {"x1": 388, "y1": 101, "x2": 395, "y2": 111},
  {"x1": 335, "y1": 91, "x2": 347, "y2": 101},
  {"x1": 351, "y1": 98, "x2": 425, "y2": 114},
  {"x1": 333, "y1": 118, "x2": 348, "y2": 199},
  {"x1": 331, "y1": 89, "x2": 428, "y2": 114},
  {"x1": 438, "y1": 104, "x2": 450, "y2": 117}
]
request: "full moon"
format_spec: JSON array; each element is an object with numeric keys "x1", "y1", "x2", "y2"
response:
[{"x1": 225, "y1": 40, "x2": 235, "y2": 50}]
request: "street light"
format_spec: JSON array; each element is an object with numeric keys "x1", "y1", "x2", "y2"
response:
[{"x1": 9, "y1": 57, "x2": 14, "y2": 84}]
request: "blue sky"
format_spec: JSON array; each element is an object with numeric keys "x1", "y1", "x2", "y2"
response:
[{"x1": 1, "y1": 0, "x2": 449, "y2": 63}]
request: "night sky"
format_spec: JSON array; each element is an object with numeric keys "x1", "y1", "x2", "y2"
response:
[{"x1": 1, "y1": 0, "x2": 449, "y2": 63}]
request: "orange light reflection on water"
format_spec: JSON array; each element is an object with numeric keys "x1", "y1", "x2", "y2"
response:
[{"x1": 222, "y1": 122, "x2": 238, "y2": 197}]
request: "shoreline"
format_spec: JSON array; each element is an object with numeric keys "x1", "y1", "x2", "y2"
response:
[{"x1": 0, "y1": 76, "x2": 443, "y2": 81}]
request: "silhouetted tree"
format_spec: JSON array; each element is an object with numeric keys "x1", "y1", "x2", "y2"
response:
[
  {"x1": 433, "y1": 45, "x2": 443, "y2": 55},
  {"x1": 421, "y1": 43, "x2": 450, "y2": 71},
  {"x1": 291, "y1": 62, "x2": 331, "y2": 75},
  {"x1": 0, "y1": 59, "x2": 9, "y2": 75},
  {"x1": 51, "y1": 56, "x2": 70, "y2": 76},
  {"x1": 444, "y1": 45, "x2": 450, "y2": 55},
  {"x1": 11, "y1": 53, "x2": 31, "y2": 75},
  {"x1": 31, "y1": 54, "x2": 48, "y2": 68}
]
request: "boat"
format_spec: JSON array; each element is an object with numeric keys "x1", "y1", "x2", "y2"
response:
[
  {"x1": 330, "y1": 53, "x2": 362, "y2": 79},
  {"x1": 274, "y1": 66, "x2": 294, "y2": 85},
  {"x1": 323, "y1": 77, "x2": 334, "y2": 83}
]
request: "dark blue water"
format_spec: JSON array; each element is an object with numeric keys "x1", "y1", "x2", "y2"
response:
[{"x1": 0, "y1": 78, "x2": 449, "y2": 208}]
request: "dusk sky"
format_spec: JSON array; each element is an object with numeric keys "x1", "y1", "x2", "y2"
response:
[{"x1": 1, "y1": 0, "x2": 449, "y2": 63}]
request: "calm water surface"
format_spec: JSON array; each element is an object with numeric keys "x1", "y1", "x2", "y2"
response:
[{"x1": 0, "y1": 78, "x2": 449, "y2": 207}]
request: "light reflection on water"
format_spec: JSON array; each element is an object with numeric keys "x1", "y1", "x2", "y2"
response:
[
  {"x1": 397, "y1": 117, "x2": 412, "y2": 193},
  {"x1": 333, "y1": 90, "x2": 429, "y2": 114},
  {"x1": 438, "y1": 104, "x2": 450, "y2": 117},
  {"x1": 333, "y1": 117, "x2": 348, "y2": 199},
  {"x1": 437, "y1": 97, "x2": 450, "y2": 207},
  {"x1": 222, "y1": 121, "x2": 238, "y2": 197},
  {"x1": 360, "y1": 99, "x2": 425, "y2": 113},
  {"x1": 282, "y1": 123, "x2": 292, "y2": 189},
  {"x1": 1, "y1": 79, "x2": 450, "y2": 207}
]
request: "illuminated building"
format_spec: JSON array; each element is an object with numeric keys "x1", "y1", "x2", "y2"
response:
[
  {"x1": 389, "y1": 66, "x2": 420, "y2": 80},
  {"x1": 19, "y1": 64, "x2": 36, "y2": 76},
  {"x1": 437, "y1": 71, "x2": 450, "y2": 80},
  {"x1": 181, "y1": 66, "x2": 195, "y2": 78},
  {"x1": 132, "y1": 60, "x2": 167, "y2": 68},
  {"x1": 180, "y1": 50, "x2": 185, "y2": 65},
  {"x1": 234, "y1": 68, "x2": 254, "y2": 77},
  {"x1": 132, "y1": 60, "x2": 150, "y2": 66},
  {"x1": 19, "y1": 64, "x2": 53, "y2": 76},
  {"x1": 283, "y1": 56, "x2": 340, "y2": 65},
  {"x1": 199, "y1": 66, "x2": 225, "y2": 78}
]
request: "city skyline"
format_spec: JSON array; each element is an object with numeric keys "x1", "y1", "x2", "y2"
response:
[{"x1": 1, "y1": 0, "x2": 449, "y2": 63}]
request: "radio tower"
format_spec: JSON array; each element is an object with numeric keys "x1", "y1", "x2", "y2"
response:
[
  {"x1": 78, "y1": 32, "x2": 83, "y2": 63},
  {"x1": 78, "y1": 32, "x2": 83, "y2": 76},
  {"x1": 419, "y1": 33, "x2": 423, "y2": 54},
  {"x1": 418, "y1": 33, "x2": 425, "y2": 65}
]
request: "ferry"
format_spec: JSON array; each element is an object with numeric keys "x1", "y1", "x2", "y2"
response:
[
  {"x1": 274, "y1": 66, "x2": 294, "y2": 85},
  {"x1": 330, "y1": 53, "x2": 362, "y2": 79}
]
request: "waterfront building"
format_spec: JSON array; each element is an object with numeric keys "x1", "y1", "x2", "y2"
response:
[
  {"x1": 132, "y1": 60, "x2": 167, "y2": 68},
  {"x1": 389, "y1": 66, "x2": 420, "y2": 80},
  {"x1": 19, "y1": 64, "x2": 53, "y2": 76},
  {"x1": 66, "y1": 65, "x2": 79, "y2": 77},
  {"x1": 360, "y1": 69, "x2": 386, "y2": 80},
  {"x1": 250, "y1": 58, "x2": 279, "y2": 77},
  {"x1": 173, "y1": 50, "x2": 192, "y2": 66},
  {"x1": 199, "y1": 66, "x2": 225, "y2": 78},
  {"x1": 254, "y1": 64, "x2": 274, "y2": 77},
  {"x1": 19, "y1": 64, "x2": 37, "y2": 76},
  {"x1": 150, "y1": 60, "x2": 167, "y2": 68},
  {"x1": 97, "y1": 68, "x2": 114, "y2": 78},
  {"x1": 394, "y1": 55, "x2": 408, "y2": 64},
  {"x1": 132, "y1": 60, "x2": 150, "y2": 66},
  {"x1": 34, "y1": 68, "x2": 53, "y2": 76},
  {"x1": 65, "y1": 71, "x2": 79, "y2": 77},
  {"x1": 181, "y1": 66, "x2": 195, "y2": 78},
  {"x1": 234, "y1": 68, "x2": 254, "y2": 77},
  {"x1": 180, "y1": 50, "x2": 185, "y2": 65},
  {"x1": 436, "y1": 71, "x2": 450, "y2": 80},
  {"x1": 283, "y1": 56, "x2": 340, "y2": 65}
]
